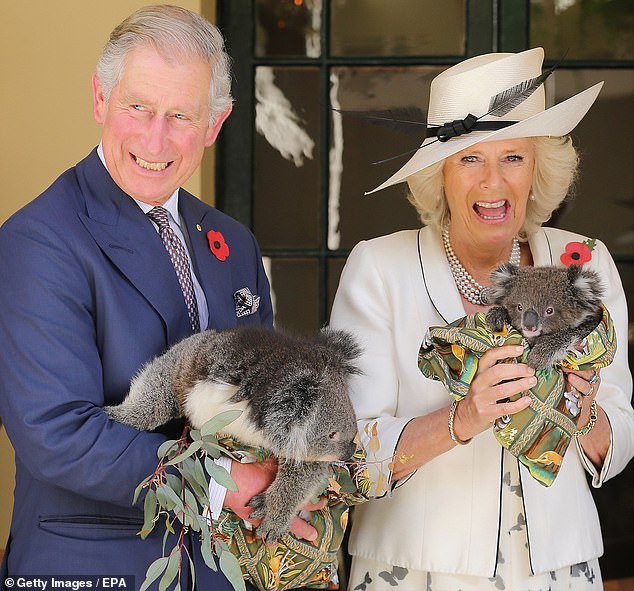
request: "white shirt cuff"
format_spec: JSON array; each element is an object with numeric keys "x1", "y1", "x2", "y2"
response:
[{"x1": 208, "y1": 455, "x2": 233, "y2": 520}]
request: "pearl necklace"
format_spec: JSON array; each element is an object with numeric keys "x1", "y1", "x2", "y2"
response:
[{"x1": 442, "y1": 227, "x2": 521, "y2": 305}]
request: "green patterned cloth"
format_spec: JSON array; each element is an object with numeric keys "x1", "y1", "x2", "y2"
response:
[
  {"x1": 213, "y1": 437, "x2": 370, "y2": 591},
  {"x1": 418, "y1": 305, "x2": 615, "y2": 487}
]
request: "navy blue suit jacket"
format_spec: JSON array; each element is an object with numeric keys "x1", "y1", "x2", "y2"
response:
[{"x1": 0, "y1": 149, "x2": 273, "y2": 588}]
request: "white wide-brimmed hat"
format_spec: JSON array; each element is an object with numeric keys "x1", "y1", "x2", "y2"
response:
[{"x1": 367, "y1": 47, "x2": 603, "y2": 194}]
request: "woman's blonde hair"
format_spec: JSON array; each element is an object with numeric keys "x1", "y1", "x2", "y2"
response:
[{"x1": 406, "y1": 136, "x2": 579, "y2": 239}]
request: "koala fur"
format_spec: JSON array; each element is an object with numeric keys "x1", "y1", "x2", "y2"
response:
[
  {"x1": 105, "y1": 326, "x2": 361, "y2": 544},
  {"x1": 483, "y1": 263, "x2": 604, "y2": 370}
]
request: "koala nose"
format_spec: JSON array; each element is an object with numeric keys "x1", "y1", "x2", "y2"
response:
[{"x1": 523, "y1": 309, "x2": 539, "y2": 331}]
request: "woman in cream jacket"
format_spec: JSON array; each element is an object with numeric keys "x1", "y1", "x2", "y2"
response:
[{"x1": 330, "y1": 49, "x2": 633, "y2": 591}]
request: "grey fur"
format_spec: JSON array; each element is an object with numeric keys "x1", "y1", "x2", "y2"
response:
[
  {"x1": 105, "y1": 326, "x2": 361, "y2": 544},
  {"x1": 483, "y1": 264, "x2": 603, "y2": 370}
]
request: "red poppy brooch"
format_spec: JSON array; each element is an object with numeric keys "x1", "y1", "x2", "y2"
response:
[
  {"x1": 560, "y1": 238, "x2": 596, "y2": 266},
  {"x1": 207, "y1": 230, "x2": 230, "y2": 262}
]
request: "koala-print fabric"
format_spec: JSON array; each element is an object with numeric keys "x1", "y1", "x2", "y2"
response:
[
  {"x1": 212, "y1": 437, "x2": 371, "y2": 591},
  {"x1": 348, "y1": 452, "x2": 601, "y2": 591},
  {"x1": 418, "y1": 305, "x2": 615, "y2": 486}
]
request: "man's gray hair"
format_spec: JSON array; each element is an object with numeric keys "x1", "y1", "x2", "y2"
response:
[{"x1": 95, "y1": 4, "x2": 232, "y2": 126}]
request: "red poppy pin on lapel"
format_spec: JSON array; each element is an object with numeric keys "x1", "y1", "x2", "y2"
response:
[
  {"x1": 207, "y1": 230, "x2": 230, "y2": 261},
  {"x1": 560, "y1": 238, "x2": 596, "y2": 266}
]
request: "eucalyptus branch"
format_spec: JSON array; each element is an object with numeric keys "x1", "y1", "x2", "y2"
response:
[{"x1": 134, "y1": 411, "x2": 246, "y2": 591}]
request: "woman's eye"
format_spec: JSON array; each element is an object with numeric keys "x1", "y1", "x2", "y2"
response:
[{"x1": 507, "y1": 154, "x2": 524, "y2": 162}]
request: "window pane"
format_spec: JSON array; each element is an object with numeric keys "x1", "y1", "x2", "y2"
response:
[
  {"x1": 530, "y1": 0, "x2": 634, "y2": 60},
  {"x1": 255, "y1": 0, "x2": 322, "y2": 57},
  {"x1": 329, "y1": 66, "x2": 439, "y2": 249},
  {"x1": 327, "y1": 257, "x2": 346, "y2": 319},
  {"x1": 264, "y1": 257, "x2": 319, "y2": 333},
  {"x1": 254, "y1": 67, "x2": 321, "y2": 249},
  {"x1": 548, "y1": 69, "x2": 634, "y2": 258},
  {"x1": 330, "y1": 0, "x2": 466, "y2": 56}
]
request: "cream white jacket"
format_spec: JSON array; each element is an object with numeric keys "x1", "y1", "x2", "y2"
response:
[{"x1": 329, "y1": 226, "x2": 633, "y2": 576}]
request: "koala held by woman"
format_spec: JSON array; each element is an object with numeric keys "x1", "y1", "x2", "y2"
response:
[{"x1": 483, "y1": 263, "x2": 604, "y2": 370}]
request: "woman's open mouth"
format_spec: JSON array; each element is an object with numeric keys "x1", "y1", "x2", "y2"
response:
[{"x1": 473, "y1": 199, "x2": 509, "y2": 221}]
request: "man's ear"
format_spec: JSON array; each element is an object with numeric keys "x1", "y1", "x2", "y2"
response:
[
  {"x1": 204, "y1": 104, "x2": 232, "y2": 147},
  {"x1": 92, "y1": 73, "x2": 107, "y2": 124}
]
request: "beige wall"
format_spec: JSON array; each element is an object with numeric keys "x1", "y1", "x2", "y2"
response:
[{"x1": 0, "y1": 0, "x2": 216, "y2": 551}]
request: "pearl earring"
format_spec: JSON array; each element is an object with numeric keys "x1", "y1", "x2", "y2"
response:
[{"x1": 529, "y1": 193, "x2": 536, "y2": 201}]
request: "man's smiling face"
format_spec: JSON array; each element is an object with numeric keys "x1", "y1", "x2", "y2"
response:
[{"x1": 92, "y1": 44, "x2": 224, "y2": 205}]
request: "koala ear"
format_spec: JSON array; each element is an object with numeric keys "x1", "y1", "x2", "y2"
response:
[
  {"x1": 485, "y1": 263, "x2": 520, "y2": 304},
  {"x1": 568, "y1": 265, "x2": 604, "y2": 306},
  {"x1": 320, "y1": 328, "x2": 363, "y2": 374}
]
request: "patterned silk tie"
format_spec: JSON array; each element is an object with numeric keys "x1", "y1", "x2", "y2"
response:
[{"x1": 146, "y1": 206, "x2": 200, "y2": 332}]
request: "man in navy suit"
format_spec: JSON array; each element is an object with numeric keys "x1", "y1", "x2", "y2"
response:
[{"x1": 0, "y1": 5, "x2": 319, "y2": 588}]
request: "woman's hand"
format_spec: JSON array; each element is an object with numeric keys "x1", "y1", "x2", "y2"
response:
[
  {"x1": 452, "y1": 345, "x2": 535, "y2": 443},
  {"x1": 223, "y1": 458, "x2": 326, "y2": 541},
  {"x1": 562, "y1": 367, "x2": 610, "y2": 468},
  {"x1": 393, "y1": 345, "x2": 535, "y2": 480}
]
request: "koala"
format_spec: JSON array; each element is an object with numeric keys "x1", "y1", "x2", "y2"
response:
[
  {"x1": 482, "y1": 263, "x2": 604, "y2": 370},
  {"x1": 105, "y1": 325, "x2": 361, "y2": 544}
]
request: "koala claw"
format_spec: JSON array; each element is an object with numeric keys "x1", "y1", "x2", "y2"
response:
[
  {"x1": 256, "y1": 518, "x2": 287, "y2": 546},
  {"x1": 247, "y1": 493, "x2": 267, "y2": 520},
  {"x1": 485, "y1": 307, "x2": 507, "y2": 333},
  {"x1": 527, "y1": 345, "x2": 560, "y2": 371}
]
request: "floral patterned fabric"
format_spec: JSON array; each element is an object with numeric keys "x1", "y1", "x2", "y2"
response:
[
  {"x1": 213, "y1": 437, "x2": 370, "y2": 591},
  {"x1": 418, "y1": 305, "x2": 616, "y2": 486}
]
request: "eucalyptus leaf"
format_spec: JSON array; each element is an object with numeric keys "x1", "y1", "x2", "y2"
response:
[
  {"x1": 161, "y1": 523, "x2": 171, "y2": 554},
  {"x1": 165, "y1": 439, "x2": 203, "y2": 465},
  {"x1": 157, "y1": 483, "x2": 184, "y2": 514},
  {"x1": 139, "y1": 556, "x2": 169, "y2": 591},
  {"x1": 140, "y1": 488, "x2": 158, "y2": 539},
  {"x1": 201, "y1": 441, "x2": 222, "y2": 459},
  {"x1": 188, "y1": 555, "x2": 196, "y2": 591},
  {"x1": 200, "y1": 410, "x2": 242, "y2": 438},
  {"x1": 133, "y1": 474, "x2": 153, "y2": 506},
  {"x1": 165, "y1": 473, "x2": 183, "y2": 496},
  {"x1": 165, "y1": 515, "x2": 175, "y2": 535},
  {"x1": 158, "y1": 549, "x2": 181, "y2": 591},
  {"x1": 183, "y1": 488, "x2": 201, "y2": 530},
  {"x1": 196, "y1": 515, "x2": 211, "y2": 541},
  {"x1": 219, "y1": 544, "x2": 246, "y2": 591},
  {"x1": 189, "y1": 428, "x2": 201, "y2": 441},
  {"x1": 204, "y1": 457, "x2": 238, "y2": 492},
  {"x1": 191, "y1": 456, "x2": 209, "y2": 494},
  {"x1": 201, "y1": 537, "x2": 217, "y2": 571},
  {"x1": 179, "y1": 458, "x2": 207, "y2": 500},
  {"x1": 157, "y1": 439, "x2": 178, "y2": 460}
]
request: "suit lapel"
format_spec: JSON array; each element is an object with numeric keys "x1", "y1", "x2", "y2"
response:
[
  {"x1": 179, "y1": 193, "x2": 236, "y2": 331},
  {"x1": 75, "y1": 150, "x2": 192, "y2": 344},
  {"x1": 527, "y1": 228, "x2": 554, "y2": 266},
  {"x1": 418, "y1": 227, "x2": 468, "y2": 325}
]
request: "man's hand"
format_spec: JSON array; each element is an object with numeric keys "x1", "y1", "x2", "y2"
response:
[{"x1": 223, "y1": 458, "x2": 326, "y2": 541}]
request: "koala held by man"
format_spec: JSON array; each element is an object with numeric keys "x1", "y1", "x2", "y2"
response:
[{"x1": 105, "y1": 325, "x2": 361, "y2": 544}]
